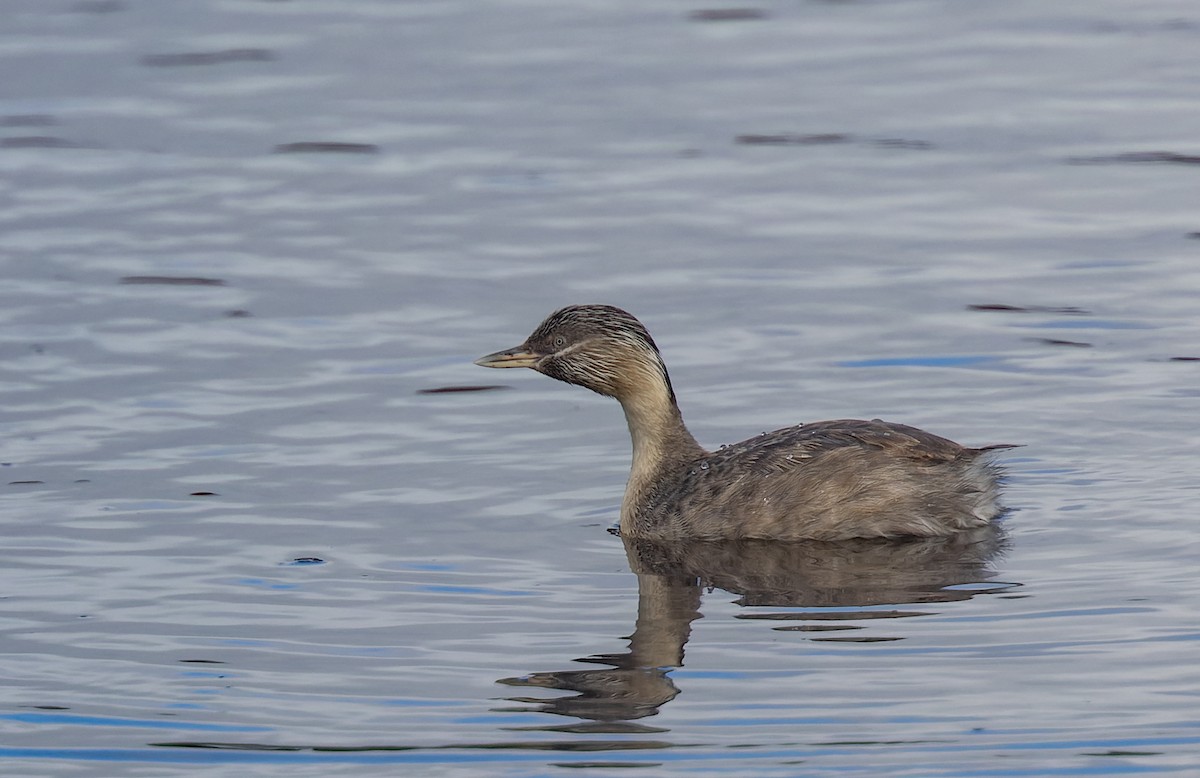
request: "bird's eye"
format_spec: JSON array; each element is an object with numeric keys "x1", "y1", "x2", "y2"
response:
[{"x1": 553, "y1": 335, "x2": 566, "y2": 349}]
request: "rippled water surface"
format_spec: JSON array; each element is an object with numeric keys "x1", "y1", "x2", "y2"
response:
[{"x1": 3, "y1": 1, "x2": 1199, "y2": 775}]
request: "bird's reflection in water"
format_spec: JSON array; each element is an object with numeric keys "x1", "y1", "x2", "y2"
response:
[{"x1": 496, "y1": 526, "x2": 1014, "y2": 730}]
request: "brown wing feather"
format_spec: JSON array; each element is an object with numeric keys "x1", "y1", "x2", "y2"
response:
[{"x1": 634, "y1": 419, "x2": 1012, "y2": 541}]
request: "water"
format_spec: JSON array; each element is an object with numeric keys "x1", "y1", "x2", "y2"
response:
[{"x1": 2, "y1": 0, "x2": 1199, "y2": 775}]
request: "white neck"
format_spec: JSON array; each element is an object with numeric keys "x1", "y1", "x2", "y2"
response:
[{"x1": 616, "y1": 372, "x2": 704, "y2": 524}]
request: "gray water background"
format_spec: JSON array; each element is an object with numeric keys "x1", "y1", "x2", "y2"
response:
[{"x1": 2, "y1": 0, "x2": 1198, "y2": 775}]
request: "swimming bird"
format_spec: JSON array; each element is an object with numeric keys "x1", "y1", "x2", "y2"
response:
[{"x1": 476, "y1": 305, "x2": 1015, "y2": 541}]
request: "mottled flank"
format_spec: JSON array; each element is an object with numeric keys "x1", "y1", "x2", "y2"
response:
[
  {"x1": 630, "y1": 419, "x2": 1015, "y2": 541},
  {"x1": 477, "y1": 304, "x2": 1017, "y2": 541}
]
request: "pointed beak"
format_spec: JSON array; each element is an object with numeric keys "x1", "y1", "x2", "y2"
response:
[{"x1": 475, "y1": 345, "x2": 542, "y2": 369}]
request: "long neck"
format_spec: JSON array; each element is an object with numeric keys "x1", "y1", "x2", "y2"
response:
[{"x1": 614, "y1": 357, "x2": 706, "y2": 526}]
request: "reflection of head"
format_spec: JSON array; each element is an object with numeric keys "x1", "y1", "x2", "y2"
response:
[
  {"x1": 498, "y1": 528, "x2": 1013, "y2": 726},
  {"x1": 497, "y1": 663, "x2": 680, "y2": 723}
]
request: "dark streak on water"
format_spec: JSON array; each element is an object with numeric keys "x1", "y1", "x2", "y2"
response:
[
  {"x1": 273, "y1": 142, "x2": 381, "y2": 154},
  {"x1": 735, "y1": 134, "x2": 934, "y2": 149},
  {"x1": 737, "y1": 133, "x2": 853, "y2": 145},
  {"x1": 1029, "y1": 338, "x2": 1092, "y2": 348},
  {"x1": 0, "y1": 136, "x2": 79, "y2": 149},
  {"x1": 140, "y1": 49, "x2": 275, "y2": 67},
  {"x1": 417, "y1": 385, "x2": 509, "y2": 394},
  {"x1": 810, "y1": 636, "x2": 905, "y2": 643},
  {"x1": 119, "y1": 276, "x2": 228, "y2": 286},
  {"x1": 968, "y1": 304, "x2": 1091, "y2": 315},
  {"x1": 873, "y1": 138, "x2": 935, "y2": 150},
  {"x1": 1067, "y1": 151, "x2": 1200, "y2": 165},
  {"x1": 178, "y1": 660, "x2": 227, "y2": 664},
  {"x1": 689, "y1": 9, "x2": 769, "y2": 22}
]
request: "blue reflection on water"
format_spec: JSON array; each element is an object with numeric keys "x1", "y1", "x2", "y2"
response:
[
  {"x1": 837, "y1": 356, "x2": 997, "y2": 368},
  {"x1": 0, "y1": 733, "x2": 1195, "y2": 769},
  {"x1": 0, "y1": 713, "x2": 268, "y2": 733}
]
